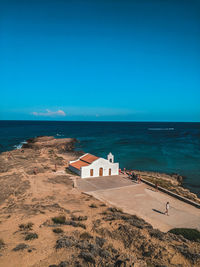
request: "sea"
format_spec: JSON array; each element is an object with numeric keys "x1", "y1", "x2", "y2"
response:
[{"x1": 0, "y1": 120, "x2": 199, "y2": 197}]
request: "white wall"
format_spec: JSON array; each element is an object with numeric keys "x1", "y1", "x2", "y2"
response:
[{"x1": 81, "y1": 158, "x2": 119, "y2": 178}]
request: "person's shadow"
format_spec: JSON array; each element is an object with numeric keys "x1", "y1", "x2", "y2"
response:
[{"x1": 152, "y1": 208, "x2": 164, "y2": 215}]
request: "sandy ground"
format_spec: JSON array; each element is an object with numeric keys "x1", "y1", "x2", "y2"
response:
[
  {"x1": 0, "y1": 167, "x2": 107, "y2": 267},
  {"x1": 77, "y1": 175, "x2": 200, "y2": 232},
  {"x1": 0, "y1": 137, "x2": 200, "y2": 267}
]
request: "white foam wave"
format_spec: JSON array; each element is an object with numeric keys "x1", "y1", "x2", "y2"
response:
[
  {"x1": 148, "y1": 128, "x2": 174, "y2": 131},
  {"x1": 13, "y1": 141, "x2": 27, "y2": 149}
]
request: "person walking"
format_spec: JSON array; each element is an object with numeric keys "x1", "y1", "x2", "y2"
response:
[
  {"x1": 155, "y1": 181, "x2": 158, "y2": 192},
  {"x1": 164, "y1": 202, "x2": 170, "y2": 216}
]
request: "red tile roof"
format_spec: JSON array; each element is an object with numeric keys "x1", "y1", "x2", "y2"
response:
[
  {"x1": 69, "y1": 153, "x2": 99, "y2": 170},
  {"x1": 80, "y1": 153, "x2": 99, "y2": 164},
  {"x1": 70, "y1": 160, "x2": 89, "y2": 170}
]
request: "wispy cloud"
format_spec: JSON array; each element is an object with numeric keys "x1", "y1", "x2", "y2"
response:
[{"x1": 32, "y1": 109, "x2": 66, "y2": 117}]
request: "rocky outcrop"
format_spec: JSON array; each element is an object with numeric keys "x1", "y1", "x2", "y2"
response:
[
  {"x1": 22, "y1": 136, "x2": 77, "y2": 152},
  {"x1": 134, "y1": 170, "x2": 200, "y2": 204}
]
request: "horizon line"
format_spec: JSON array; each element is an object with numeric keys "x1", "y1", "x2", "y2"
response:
[{"x1": 0, "y1": 119, "x2": 199, "y2": 123}]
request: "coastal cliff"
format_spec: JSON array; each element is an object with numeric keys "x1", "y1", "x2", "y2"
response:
[{"x1": 0, "y1": 136, "x2": 200, "y2": 267}]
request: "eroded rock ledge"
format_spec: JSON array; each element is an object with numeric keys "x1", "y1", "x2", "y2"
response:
[{"x1": 22, "y1": 136, "x2": 77, "y2": 152}]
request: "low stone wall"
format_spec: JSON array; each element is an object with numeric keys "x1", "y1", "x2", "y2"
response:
[{"x1": 141, "y1": 178, "x2": 200, "y2": 209}]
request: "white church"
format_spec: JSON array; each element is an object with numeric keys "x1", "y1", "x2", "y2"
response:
[{"x1": 69, "y1": 152, "x2": 119, "y2": 178}]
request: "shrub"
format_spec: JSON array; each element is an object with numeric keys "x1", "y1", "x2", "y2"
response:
[
  {"x1": 149, "y1": 229, "x2": 164, "y2": 240},
  {"x1": 89, "y1": 203, "x2": 97, "y2": 208},
  {"x1": 107, "y1": 207, "x2": 122, "y2": 213},
  {"x1": 55, "y1": 236, "x2": 75, "y2": 249},
  {"x1": 100, "y1": 203, "x2": 106, "y2": 207},
  {"x1": 80, "y1": 232, "x2": 93, "y2": 240},
  {"x1": 100, "y1": 211, "x2": 107, "y2": 215},
  {"x1": 169, "y1": 228, "x2": 200, "y2": 242},
  {"x1": 52, "y1": 216, "x2": 66, "y2": 224},
  {"x1": 53, "y1": 228, "x2": 64, "y2": 234},
  {"x1": 95, "y1": 236, "x2": 106, "y2": 247},
  {"x1": 0, "y1": 239, "x2": 5, "y2": 249},
  {"x1": 72, "y1": 221, "x2": 86, "y2": 229},
  {"x1": 64, "y1": 220, "x2": 86, "y2": 229},
  {"x1": 107, "y1": 243, "x2": 118, "y2": 254},
  {"x1": 25, "y1": 233, "x2": 38, "y2": 240},
  {"x1": 71, "y1": 215, "x2": 88, "y2": 221},
  {"x1": 78, "y1": 223, "x2": 86, "y2": 229},
  {"x1": 19, "y1": 222, "x2": 34, "y2": 231},
  {"x1": 13, "y1": 243, "x2": 28, "y2": 251},
  {"x1": 79, "y1": 251, "x2": 95, "y2": 264}
]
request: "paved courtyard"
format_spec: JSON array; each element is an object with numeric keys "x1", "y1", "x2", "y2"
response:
[{"x1": 77, "y1": 175, "x2": 200, "y2": 232}]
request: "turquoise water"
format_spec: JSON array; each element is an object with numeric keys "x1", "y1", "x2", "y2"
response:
[{"x1": 0, "y1": 120, "x2": 199, "y2": 196}]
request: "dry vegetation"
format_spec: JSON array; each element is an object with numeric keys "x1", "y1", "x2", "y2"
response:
[{"x1": 0, "y1": 136, "x2": 199, "y2": 267}]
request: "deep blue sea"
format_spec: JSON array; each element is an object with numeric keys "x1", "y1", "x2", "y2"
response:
[{"x1": 0, "y1": 120, "x2": 200, "y2": 196}]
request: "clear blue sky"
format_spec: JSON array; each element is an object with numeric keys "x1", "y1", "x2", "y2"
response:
[{"x1": 1, "y1": 0, "x2": 200, "y2": 121}]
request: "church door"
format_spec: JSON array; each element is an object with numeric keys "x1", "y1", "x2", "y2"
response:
[
  {"x1": 99, "y1": 168, "x2": 103, "y2": 176},
  {"x1": 109, "y1": 168, "x2": 111, "y2": 176}
]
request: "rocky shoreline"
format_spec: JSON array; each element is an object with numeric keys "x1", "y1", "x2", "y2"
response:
[
  {"x1": 133, "y1": 170, "x2": 200, "y2": 204},
  {"x1": 22, "y1": 136, "x2": 78, "y2": 152},
  {"x1": 0, "y1": 136, "x2": 200, "y2": 267}
]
